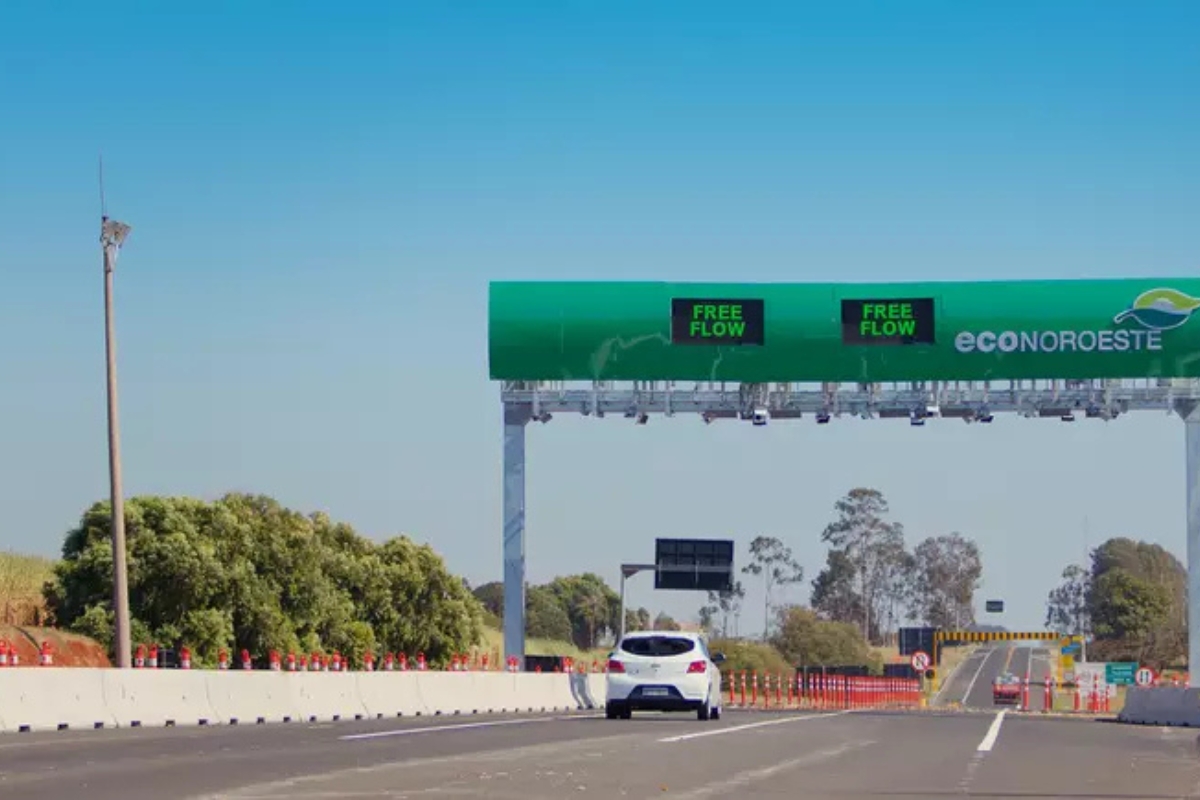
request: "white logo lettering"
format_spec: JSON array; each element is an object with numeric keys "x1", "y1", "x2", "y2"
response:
[{"x1": 952, "y1": 328, "x2": 1166, "y2": 354}]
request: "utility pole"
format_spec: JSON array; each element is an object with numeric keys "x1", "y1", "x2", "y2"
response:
[
  {"x1": 1080, "y1": 516, "x2": 1089, "y2": 664},
  {"x1": 101, "y1": 212, "x2": 133, "y2": 668}
]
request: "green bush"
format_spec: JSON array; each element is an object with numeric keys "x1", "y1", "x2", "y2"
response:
[{"x1": 46, "y1": 493, "x2": 483, "y2": 667}]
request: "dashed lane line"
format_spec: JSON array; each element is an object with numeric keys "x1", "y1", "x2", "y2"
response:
[{"x1": 656, "y1": 711, "x2": 851, "y2": 743}]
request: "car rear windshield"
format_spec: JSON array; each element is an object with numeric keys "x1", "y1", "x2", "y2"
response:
[{"x1": 620, "y1": 636, "x2": 696, "y2": 657}]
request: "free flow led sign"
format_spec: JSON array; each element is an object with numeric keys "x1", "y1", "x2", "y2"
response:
[
  {"x1": 671, "y1": 298, "x2": 765, "y2": 346},
  {"x1": 841, "y1": 298, "x2": 936, "y2": 345}
]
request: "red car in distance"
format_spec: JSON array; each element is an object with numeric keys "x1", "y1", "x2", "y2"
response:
[{"x1": 992, "y1": 673, "x2": 1021, "y2": 705}]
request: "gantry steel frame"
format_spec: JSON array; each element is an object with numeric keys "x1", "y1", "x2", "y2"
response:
[{"x1": 500, "y1": 377, "x2": 1200, "y2": 685}]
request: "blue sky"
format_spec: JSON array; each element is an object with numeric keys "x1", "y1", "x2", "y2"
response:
[{"x1": 2, "y1": 1, "x2": 1198, "y2": 635}]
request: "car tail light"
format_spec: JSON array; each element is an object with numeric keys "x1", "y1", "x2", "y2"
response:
[
  {"x1": 687, "y1": 660, "x2": 706, "y2": 673},
  {"x1": 607, "y1": 659, "x2": 625, "y2": 673}
]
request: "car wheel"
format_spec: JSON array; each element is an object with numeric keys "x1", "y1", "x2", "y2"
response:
[
  {"x1": 620, "y1": 705, "x2": 632, "y2": 720},
  {"x1": 605, "y1": 702, "x2": 621, "y2": 720},
  {"x1": 697, "y1": 699, "x2": 711, "y2": 721},
  {"x1": 711, "y1": 705, "x2": 721, "y2": 721}
]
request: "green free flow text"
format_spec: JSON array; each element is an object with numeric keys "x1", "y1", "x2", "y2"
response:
[
  {"x1": 689, "y1": 303, "x2": 748, "y2": 338},
  {"x1": 859, "y1": 302, "x2": 919, "y2": 338}
]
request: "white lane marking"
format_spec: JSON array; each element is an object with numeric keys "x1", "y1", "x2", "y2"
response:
[
  {"x1": 666, "y1": 739, "x2": 874, "y2": 799},
  {"x1": 339, "y1": 713, "x2": 599, "y2": 741},
  {"x1": 959, "y1": 646, "x2": 999, "y2": 706},
  {"x1": 976, "y1": 710, "x2": 1006, "y2": 752},
  {"x1": 933, "y1": 646, "x2": 985, "y2": 706},
  {"x1": 657, "y1": 710, "x2": 850, "y2": 743}
]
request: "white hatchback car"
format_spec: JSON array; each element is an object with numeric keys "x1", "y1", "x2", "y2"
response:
[{"x1": 604, "y1": 630, "x2": 725, "y2": 720}]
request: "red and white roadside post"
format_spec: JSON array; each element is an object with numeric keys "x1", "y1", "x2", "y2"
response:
[{"x1": 1043, "y1": 676, "x2": 1053, "y2": 712}]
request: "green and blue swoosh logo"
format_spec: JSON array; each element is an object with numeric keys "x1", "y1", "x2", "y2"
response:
[{"x1": 1113, "y1": 288, "x2": 1200, "y2": 331}]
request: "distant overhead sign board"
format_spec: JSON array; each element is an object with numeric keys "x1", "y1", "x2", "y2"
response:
[
  {"x1": 654, "y1": 538, "x2": 734, "y2": 591},
  {"x1": 985, "y1": 600, "x2": 1004, "y2": 613}
]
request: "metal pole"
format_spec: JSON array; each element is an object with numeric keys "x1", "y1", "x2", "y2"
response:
[
  {"x1": 502, "y1": 404, "x2": 529, "y2": 667},
  {"x1": 618, "y1": 570, "x2": 626, "y2": 643},
  {"x1": 1182, "y1": 404, "x2": 1200, "y2": 688},
  {"x1": 102, "y1": 216, "x2": 132, "y2": 669}
]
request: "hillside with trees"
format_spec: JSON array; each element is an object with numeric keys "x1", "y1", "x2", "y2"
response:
[
  {"x1": 1045, "y1": 537, "x2": 1186, "y2": 668},
  {"x1": 694, "y1": 487, "x2": 985, "y2": 664},
  {"x1": 14, "y1": 484, "x2": 981, "y2": 675}
]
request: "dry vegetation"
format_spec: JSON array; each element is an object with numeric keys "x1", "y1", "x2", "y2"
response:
[{"x1": 0, "y1": 551, "x2": 53, "y2": 626}]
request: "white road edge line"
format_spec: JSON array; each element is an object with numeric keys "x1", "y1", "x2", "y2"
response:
[
  {"x1": 339, "y1": 713, "x2": 599, "y2": 741},
  {"x1": 657, "y1": 711, "x2": 850, "y2": 743},
  {"x1": 933, "y1": 646, "x2": 983, "y2": 706},
  {"x1": 976, "y1": 710, "x2": 1006, "y2": 752},
  {"x1": 959, "y1": 646, "x2": 998, "y2": 706}
]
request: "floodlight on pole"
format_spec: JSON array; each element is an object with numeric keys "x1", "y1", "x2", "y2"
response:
[{"x1": 101, "y1": 214, "x2": 133, "y2": 669}]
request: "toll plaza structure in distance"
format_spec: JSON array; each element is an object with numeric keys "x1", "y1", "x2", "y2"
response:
[
  {"x1": 488, "y1": 278, "x2": 1200, "y2": 679},
  {"x1": 933, "y1": 630, "x2": 1060, "y2": 667}
]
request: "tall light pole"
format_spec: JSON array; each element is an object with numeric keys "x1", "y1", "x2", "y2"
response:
[{"x1": 101, "y1": 215, "x2": 132, "y2": 668}]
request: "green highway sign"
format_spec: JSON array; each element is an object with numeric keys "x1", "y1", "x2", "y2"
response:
[
  {"x1": 1105, "y1": 662, "x2": 1137, "y2": 685},
  {"x1": 488, "y1": 279, "x2": 1200, "y2": 382}
]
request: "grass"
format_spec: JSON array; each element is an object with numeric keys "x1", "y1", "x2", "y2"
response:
[
  {"x1": 0, "y1": 551, "x2": 53, "y2": 626},
  {"x1": 873, "y1": 644, "x2": 902, "y2": 664},
  {"x1": 475, "y1": 626, "x2": 610, "y2": 668}
]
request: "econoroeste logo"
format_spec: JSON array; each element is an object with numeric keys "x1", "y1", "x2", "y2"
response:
[
  {"x1": 1112, "y1": 288, "x2": 1200, "y2": 331},
  {"x1": 953, "y1": 288, "x2": 1198, "y2": 356}
]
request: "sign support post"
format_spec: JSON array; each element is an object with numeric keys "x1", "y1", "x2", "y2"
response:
[
  {"x1": 502, "y1": 403, "x2": 530, "y2": 666},
  {"x1": 1182, "y1": 401, "x2": 1200, "y2": 689}
]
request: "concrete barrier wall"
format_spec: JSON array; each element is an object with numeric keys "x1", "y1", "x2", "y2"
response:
[
  {"x1": 0, "y1": 669, "x2": 608, "y2": 733},
  {"x1": 1118, "y1": 687, "x2": 1200, "y2": 727}
]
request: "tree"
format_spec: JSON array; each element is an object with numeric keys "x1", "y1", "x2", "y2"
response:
[
  {"x1": 769, "y1": 605, "x2": 872, "y2": 667},
  {"x1": 741, "y1": 536, "x2": 804, "y2": 638},
  {"x1": 810, "y1": 549, "x2": 863, "y2": 624},
  {"x1": 542, "y1": 573, "x2": 620, "y2": 649},
  {"x1": 45, "y1": 493, "x2": 484, "y2": 667},
  {"x1": 472, "y1": 581, "x2": 504, "y2": 619},
  {"x1": 1083, "y1": 538, "x2": 1185, "y2": 666},
  {"x1": 907, "y1": 533, "x2": 983, "y2": 630},
  {"x1": 1045, "y1": 564, "x2": 1090, "y2": 636},
  {"x1": 624, "y1": 606, "x2": 651, "y2": 633},
  {"x1": 820, "y1": 488, "x2": 909, "y2": 644},
  {"x1": 526, "y1": 585, "x2": 573, "y2": 642},
  {"x1": 699, "y1": 580, "x2": 746, "y2": 638},
  {"x1": 653, "y1": 611, "x2": 681, "y2": 631},
  {"x1": 1090, "y1": 569, "x2": 1171, "y2": 662}
]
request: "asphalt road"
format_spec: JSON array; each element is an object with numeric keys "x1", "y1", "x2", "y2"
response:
[
  {"x1": 2, "y1": 706, "x2": 1200, "y2": 798},
  {"x1": 939, "y1": 643, "x2": 1059, "y2": 710}
]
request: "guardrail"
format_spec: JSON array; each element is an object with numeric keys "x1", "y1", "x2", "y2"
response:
[{"x1": 0, "y1": 667, "x2": 608, "y2": 733}]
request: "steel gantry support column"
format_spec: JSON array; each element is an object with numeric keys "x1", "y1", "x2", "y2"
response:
[
  {"x1": 1181, "y1": 401, "x2": 1200, "y2": 688},
  {"x1": 503, "y1": 403, "x2": 530, "y2": 667}
]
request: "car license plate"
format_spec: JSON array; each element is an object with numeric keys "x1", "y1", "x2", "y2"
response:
[{"x1": 643, "y1": 688, "x2": 668, "y2": 696}]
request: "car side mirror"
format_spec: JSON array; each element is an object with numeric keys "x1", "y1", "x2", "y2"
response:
[{"x1": 712, "y1": 652, "x2": 726, "y2": 664}]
